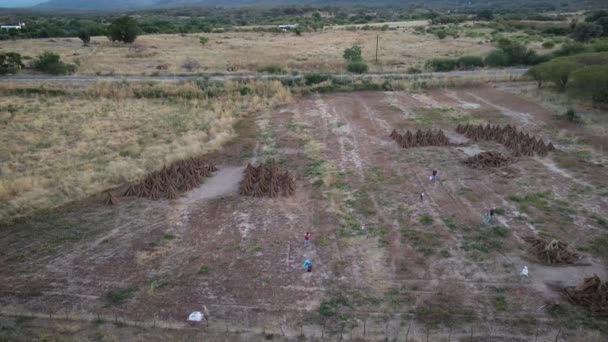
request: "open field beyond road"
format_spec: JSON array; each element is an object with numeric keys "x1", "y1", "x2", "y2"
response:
[
  {"x1": 0, "y1": 29, "x2": 495, "y2": 75},
  {"x1": 1, "y1": 83, "x2": 608, "y2": 340}
]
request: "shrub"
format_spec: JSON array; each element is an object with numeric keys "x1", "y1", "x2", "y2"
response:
[
  {"x1": 563, "y1": 109, "x2": 581, "y2": 123},
  {"x1": 181, "y1": 58, "x2": 201, "y2": 72},
  {"x1": 592, "y1": 40, "x2": 608, "y2": 52},
  {"x1": 484, "y1": 50, "x2": 509, "y2": 67},
  {"x1": 542, "y1": 41, "x2": 555, "y2": 49},
  {"x1": 406, "y1": 66, "x2": 422, "y2": 74},
  {"x1": 435, "y1": 29, "x2": 447, "y2": 39},
  {"x1": 343, "y1": 46, "x2": 363, "y2": 62},
  {"x1": 304, "y1": 73, "x2": 332, "y2": 85},
  {"x1": 32, "y1": 51, "x2": 76, "y2": 75},
  {"x1": 425, "y1": 58, "x2": 458, "y2": 72},
  {"x1": 457, "y1": 56, "x2": 484, "y2": 69},
  {"x1": 347, "y1": 62, "x2": 368, "y2": 74},
  {"x1": 553, "y1": 41, "x2": 588, "y2": 57},
  {"x1": 107, "y1": 16, "x2": 139, "y2": 43},
  {"x1": 496, "y1": 39, "x2": 538, "y2": 65},
  {"x1": 199, "y1": 36, "x2": 209, "y2": 45},
  {"x1": 0, "y1": 52, "x2": 24, "y2": 75},
  {"x1": 258, "y1": 65, "x2": 284, "y2": 74}
]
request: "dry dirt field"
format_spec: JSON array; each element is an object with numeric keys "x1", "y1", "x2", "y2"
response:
[
  {"x1": 1, "y1": 83, "x2": 608, "y2": 341},
  {"x1": 0, "y1": 26, "x2": 495, "y2": 75}
]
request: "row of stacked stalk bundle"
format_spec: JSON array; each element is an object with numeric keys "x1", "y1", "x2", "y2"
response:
[
  {"x1": 456, "y1": 124, "x2": 555, "y2": 157},
  {"x1": 123, "y1": 157, "x2": 218, "y2": 200},
  {"x1": 239, "y1": 160, "x2": 296, "y2": 198},
  {"x1": 389, "y1": 129, "x2": 450, "y2": 148}
]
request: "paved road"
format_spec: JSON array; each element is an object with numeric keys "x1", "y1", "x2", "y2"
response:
[{"x1": 0, "y1": 68, "x2": 528, "y2": 83}]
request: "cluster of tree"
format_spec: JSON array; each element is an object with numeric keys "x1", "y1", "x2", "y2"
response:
[
  {"x1": 0, "y1": 51, "x2": 75, "y2": 75},
  {"x1": 570, "y1": 10, "x2": 608, "y2": 43},
  {"x1": 527, "y1": 52, "x2": 608, "y2": 103},
  {"x1": 0, "y1": 5, "x2": 438, "y2": 41},
  {"x1": 424, "y1": 35, "x2": 608, "y2": 72}
]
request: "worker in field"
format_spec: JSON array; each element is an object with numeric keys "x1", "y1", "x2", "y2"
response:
[
  {"x1": 520, "y1": 266, "x2": 529, "y2": 281},
  {"x1": 430, "y1": 169, "x2": 438, "y2": 183},
  {"x1": 483, "y1": 208, "x2": 491, "y2": 225},
  {"x1": 420, "y1": 191, "x2": 424, "y2": 202},
  {"x1": 489, "y1": 207, "x2": 496, "y2": 223},
  {"x1": 303, "y1": 259, "x2": 313, "y2": 272},
  {"x1": 304, "y1": 232, "x2": 311, "y2": 248}
]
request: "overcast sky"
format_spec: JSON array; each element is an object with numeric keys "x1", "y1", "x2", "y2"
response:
[{"x1": 1, "y1": 0, "x2": 46, "y2": 7}]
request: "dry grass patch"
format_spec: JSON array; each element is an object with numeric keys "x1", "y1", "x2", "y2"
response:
[
  {"x1": 0, "y1": 29, "x2": 494, "y2": 75},
  {"x1": 0, "y1": 80, "x2": 291, "y2": 221}
]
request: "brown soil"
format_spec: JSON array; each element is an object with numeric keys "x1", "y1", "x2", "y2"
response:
[{"x1": 2, "y1": 85, "x2": 608, "y2": 341}]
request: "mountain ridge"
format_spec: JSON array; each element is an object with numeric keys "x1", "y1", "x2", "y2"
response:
[{"x1": 35, "y1": 0, "x2": 413, "y2": 10}]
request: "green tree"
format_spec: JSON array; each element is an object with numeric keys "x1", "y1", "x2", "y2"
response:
[
  {"x1": 0, "y1": 52, "x2": 24, "y2": 75},
  {"x1": 107, "y1": 16, "x2": 140, "y2": 43},
  {"x1": 543, "y1": 59, "x2": 580, "y2": 92},
  {"x1": 476, "y1": 9, "x2": 494, "y2": 21},
  {"x1": 343, "y1": 46, "x2": 363, "y2": 62},
  {"x1": 526, "y1": 64, "x2": 550, "y2": 88},
  {"x1": 572, "y1": 23, "x2": 603, "y2": 43},
  {"x1": 32, "y1": 51, "x2": 76, "y2": 75},
  {"x1": 571, "y1": 65, "x2": 608, "y2": 102},
  {"x1": 78, "y1": 29, "x2": 91, "y2": 46}
]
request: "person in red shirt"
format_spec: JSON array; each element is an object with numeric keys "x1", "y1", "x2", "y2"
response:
[{"x1": 304, "y1": 232, "x2": 311, "y2": 248}]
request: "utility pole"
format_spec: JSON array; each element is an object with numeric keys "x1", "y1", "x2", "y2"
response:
[{"x1": 375, "y1": 35, "x2": 379, "y2": 64}]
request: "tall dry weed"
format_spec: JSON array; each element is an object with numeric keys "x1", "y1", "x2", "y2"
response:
[{"x1": 0, "y1": 80, "x2": 291, "y2": 222}]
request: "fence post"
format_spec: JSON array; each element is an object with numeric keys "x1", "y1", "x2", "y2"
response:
[
  {"x1": 555, "y1": 328, "x2": 562, "y2": 342},
  {"x1": 404, "y1": 322, "x2": 410, "y2": 342}
]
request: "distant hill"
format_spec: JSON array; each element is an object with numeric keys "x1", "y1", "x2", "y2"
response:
[
  {"x1": 35, "y1": 0, "x2": 410, "y2": 11},
  {"x1": 36, "y1": 0, "x2": 158, "y2": 10}
]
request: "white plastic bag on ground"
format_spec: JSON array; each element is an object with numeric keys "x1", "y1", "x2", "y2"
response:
[{"x1": 187, "y1": 311, "x2": 204, "y2": 322}]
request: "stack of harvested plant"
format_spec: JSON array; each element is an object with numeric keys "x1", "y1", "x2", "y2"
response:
[
  {"x1": 239, "y1": 160, "x2": 295, "y2": 198},
  {"x1": 463, "y1": 151, "x2": 513, "y2": 169},
  {"x1": 124, "y1": 157, "x2": 218, "y2": 200},
  {"x1": 456, "y1": 124, "x2": 555, "y2": 156},
  {"x1": 563, "y1": 275, "x2": 608, "y2": 316},
  {"x1": 389, "y1": 129, "x2": 450, "y2": 148},
  {"x1": 522, "y1": 236, "x2": 578, "y2": 264}
]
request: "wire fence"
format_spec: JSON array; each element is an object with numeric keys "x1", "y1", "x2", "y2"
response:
[{"x1": 1, "y1": 306, "x2": 573, "y2": 341}]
